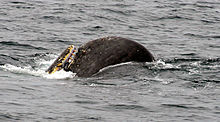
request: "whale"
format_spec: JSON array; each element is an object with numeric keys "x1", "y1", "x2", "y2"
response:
[{"x1": 46, "y1": 36, "x2": 155, "y2": 77}]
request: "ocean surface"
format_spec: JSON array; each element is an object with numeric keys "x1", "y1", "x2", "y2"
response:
[{"x1": 0, "y1": 0, "x2": 219, "y2": 121}]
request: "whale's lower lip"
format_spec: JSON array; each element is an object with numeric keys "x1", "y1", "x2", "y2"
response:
[{"x1": 45, "y1": 45, "x2": 77, "y2": 74}]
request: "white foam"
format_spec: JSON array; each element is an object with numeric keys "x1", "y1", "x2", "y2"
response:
[
  {"x1": 156, "y1": 60, "x2": 175, "y2": 68},
  {"x1": 150, "y1": 59, "x2": 179, "y2": 69},
  {"x1": 0, "y1": 55, "x2": 75, "y2": 79}
]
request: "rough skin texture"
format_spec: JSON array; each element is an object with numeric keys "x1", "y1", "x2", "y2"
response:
[{"x1": 69, "y1": 36, "x2": 155, "y2": 77}]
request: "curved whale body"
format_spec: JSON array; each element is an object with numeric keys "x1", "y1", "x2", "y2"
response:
[{"x1": 67, "y1": 36, "x2": 155, "y2": 77}]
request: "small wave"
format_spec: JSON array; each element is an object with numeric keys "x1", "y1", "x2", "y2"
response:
[
  {"x1": 0, "y1": 41, "x2": 46, "y2": 50},
  {"x1": 104, "y1": 104, "x2": 149, "y2": 112},
  {"x1": 156, "y1": 15, "x2": 192, "y2": 21},
  {"x1": 184, "y1": 33, "x2": 220, "y2": 39},
  {"x1": 161, "y1": 103, "x2": 208, "y2": 110},
  {"x1": 107, "y1": 3, "x2": 134, "y2": 8},
  {"x1": 102, "y1": 8, "x2": 133, "y2": 16},
  {"x1": 180, "y1": 53, "x2": 197, "y2": 56},
  {"x1": 165, "y1": 58, "x2": 201, "y2": 63},
  {"x1": 0, "y1": 54, "x2": 20, "y2": 64},
  {"x1": 147, "y1": 60, "x2": 180, "y2": 71},
  {"x1": 196, "y1": 1, "x2": 220, "y2": 5},
  {"x1": 0, "y1": 113, "x2": 19, "y2": 121}
]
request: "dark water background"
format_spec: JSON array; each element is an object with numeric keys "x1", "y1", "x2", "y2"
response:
[{"x1": 0, "y1": 0, "x2": 220, "y2": 121}]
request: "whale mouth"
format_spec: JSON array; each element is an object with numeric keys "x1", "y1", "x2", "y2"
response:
[{"x1": 46, "y1": 45, "x2": 77, "y2": 74}]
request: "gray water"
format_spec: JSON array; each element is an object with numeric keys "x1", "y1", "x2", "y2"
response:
[{"x1": 0, "y1": 0, "x2": 220, "y2": 121}]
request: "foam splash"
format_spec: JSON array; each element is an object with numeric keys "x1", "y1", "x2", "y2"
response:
[
  {"x1": 0, "y1": 54, "x2": 75, "y2": 79},
  {"x1": 154, "y1": 59, "x2": 177, "y2": 69}
]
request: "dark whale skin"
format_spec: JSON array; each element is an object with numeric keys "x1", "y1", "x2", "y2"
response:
[{"x1": 68, "y1": 36, "x2": 155, "y2": 77}]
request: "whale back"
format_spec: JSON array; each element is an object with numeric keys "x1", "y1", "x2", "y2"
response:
[{"x1": 69, "y1": 36, "x2": 154, "y2": 77}]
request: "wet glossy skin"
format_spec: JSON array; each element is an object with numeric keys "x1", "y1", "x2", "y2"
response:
[{"x1": 68, "y1": 36, "x2": 155, "y2": 77}]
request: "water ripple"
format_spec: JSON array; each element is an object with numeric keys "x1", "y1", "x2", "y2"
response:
[
  {"x1": 104, "y1": 104, "x2": 149, "y2": 112},
  {"x1": 0, "y1": 0, "x2": 219, "y2": 121},
  {"x1": 162, "y1": 103, "x2": 209, "y2": 110},
  {"x1": 0, "y1": 41, "x2": 47, "y2": 50}
]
